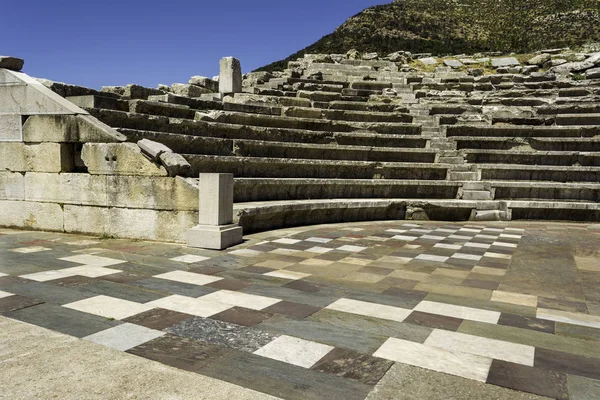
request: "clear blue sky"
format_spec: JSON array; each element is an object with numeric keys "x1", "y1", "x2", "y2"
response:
[{"x1": 2, "y1": 0, "x2": 390, "y2": 89}]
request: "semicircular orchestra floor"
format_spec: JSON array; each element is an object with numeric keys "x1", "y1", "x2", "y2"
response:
[{"x1": 1, "y1": 220, "x2": 599, "y2": 400}]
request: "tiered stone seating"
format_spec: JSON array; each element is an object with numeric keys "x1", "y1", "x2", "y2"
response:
[{"x1": 53, "y1": 54, "x2": 600, "y2": 231}]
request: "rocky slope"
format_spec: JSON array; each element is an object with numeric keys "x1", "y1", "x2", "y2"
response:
[{"x1": 258, "y1": 0, "x2": 600, "y2": 72}]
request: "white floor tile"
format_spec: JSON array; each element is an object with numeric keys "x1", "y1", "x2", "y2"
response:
[
  {"x1": 20, "y1": 269, "x2": 76, "y2": 282},
  {"x1": 305, "y1": 237, "x2": 333, "y2": 243},
  {"x1": 421, "y1": 235, "x2": 446, "y2": 241},
  {"x1": 436, "y1": 229, "x2": 458, "y2": 233},
  {"x1": 392, "y1": 235, "x2": 418, "y2": 241},
  {"x1": 504, "y1": 228, "x2": 525, "y2": 232},
  {"x1": 273, "y1": 238, "x2": 302, "y2": 245},
  {"x1": 154, "y1": 270, "x2": 223, "y2": 286},
  {"x1": 410, "y1": 229, "x2": 433, "y2": 234},
  {"x1": 0, "y1": 290, "x2": 13, "y2": 299},
  {"x1": 254, "y1": 335, "x2": 334, "y2": 368},
  {"x1": 451, "y1": 253, "x2": 482, "y2": 261},
  {"x1": 492, "y1": 242, "x2": 518, "y2": 248},
  {"x1": 270, "y1": 248, "x2": 300, "y2": 255},
  {"x1": 464, "y1": 242, "x2": 491, "y2": 249},
  {"x1": 170, "y1": 254, "x2": 211, "y2": 263},
  {"x1": 491, "y1": 291, "x2": 537, "y2": 307},
  {"x1": 84, "y1": 323, "x2": 165, "y2": 351},
  {"x1": 416, "y1": 254, "x2": 449, "y2": 263},
  {"x1": 200, "y1": 290, "x2": 280, "y2": 311},
  {"x1": 146, "y1": 295, "x2": 232, "y2": 317},
  {"x1": 64, "y1": 295, "x2": 153, "y2": 320},
  {"x1": 64, "y1": 240, "x2": 101, "y2": 246},
  {"x1": 386, "y1": 229, "x2": 407, "y2": 234},
  {"x1": 373, "y1": 337, "x2": 492, "y2": 382},
  {"x1": 483, "y1": 252, "x2": 512, "y2": 259},
  {"x1": 326, "y1": 298, "x2": 412, "y2": 322},
  {"x1": 337, "y1": 245, "x2": 367, "y2": 252},
  {"x1": 475, "y1": 234, "x2": 499, "y2": 240},
  {"x1": 299, "y1": 258, "x2": 334, "y2": 266},
  {"x1": 60, "y1": 255, "x2": 125, "y2": 267},
  {"x1": 459, "y1": 228, "x2": 481, "y2": 233},
  {"x1": 306, "y1": 246, "x2": 333, "y2": 254},
  {"x1": 12, "y1": 246, "x2": 51, "y2": 254},
  {"x1": 434, "y1": 244, "x2": 462, "y2": 250},
  {"x1": 264, "y1": 270, "x2": 311, "y2": 280},
  {"x1": 414, "y1": 301, "x2": 501, "y2": 324},
  {"x1": 500, "y1": 233, "x2": 522, "y2": 239},
  {"x1": 537, "y1": 308, "x2": 600, "y2": 329},
  {"x1": 0, "y1": 272, "x2": 7, "y2": 277},
  {"x1": 425, "y1": 329, "x2": 535, "y2": 366}
]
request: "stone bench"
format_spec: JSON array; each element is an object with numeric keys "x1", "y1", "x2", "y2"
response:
[
  {"x1": 233, "y1": 178, "x2": 461, "y2": 202},
  {"x1": 447, "y1": 125, "x2": 600, "y2": 138},
  {"x1": 455, "y1": 137, "x2": 600, "y2": 151},
  {"x1": 493, "y1": 181, "x2": 600, "y2": 202},
  {"x1": 479, "y1": 164, "x2": 600, "y2": 182},
  {"x1": 181, "y1": 155, "x2": 449, "y2": 180},
  {"x1": 465, "y1": 149, "x2": 600, "y2": 166}
]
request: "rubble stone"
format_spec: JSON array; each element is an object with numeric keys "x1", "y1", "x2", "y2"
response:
[{"x1": 0, "y1": 56, "x2": 24, "y2": 71}]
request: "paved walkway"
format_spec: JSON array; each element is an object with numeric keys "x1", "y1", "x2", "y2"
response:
[{"x1": 1, "y1": 221, "x2": 599, "y2": 399}]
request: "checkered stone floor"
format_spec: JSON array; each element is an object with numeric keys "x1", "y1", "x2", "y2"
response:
[{"x1": 1, "y1": 221, "x2": 600, "y2": 400}]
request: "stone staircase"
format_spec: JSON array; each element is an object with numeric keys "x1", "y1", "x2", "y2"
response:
[{"x1": 36, "y1": 54, "x2": 600, "y2": 231}]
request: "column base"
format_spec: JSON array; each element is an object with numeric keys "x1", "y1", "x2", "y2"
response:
[{"x1": 186, "y1": 224, "x2": 243, "y2": 250}]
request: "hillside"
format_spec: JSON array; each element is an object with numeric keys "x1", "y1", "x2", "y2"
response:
[{"x1": 257, "y1": 0, "x2": 600, "y2": 72}]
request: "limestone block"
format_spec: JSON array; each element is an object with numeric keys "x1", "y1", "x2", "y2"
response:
[
  {"x1": 0, "y1": 114, "x2": 22, "y2": 141},
  {"x1": 219, "y1": 57, "x2": 242, "y2": 94},
  {"x1": 491, "y1": 57, "x2": 520, "y2": 68},
  {"x1": 107, "y1": 176, "x2": 197, "y2": 211},
  {"x1": 186, "y1": 224, "x2": 243, "y2": 250},
  {"x1": 123, "y1": 84, "x2": 165, "y2": 100},
  {"x1": 419, "y1": 57, "x2": 438, "y2": 65},
  {"x1": 527, "y1": 53, "x2": 551, "y2": 66},
  {"x1": 0, "y1": 171, "x2": 25, "y2": 200},
  {"x1": 81, "y1": 143, "x2": 168, "y2": 176},
  {"x1": 0, "y1": 56, "x2": 24, "y2": 71},
  {"x1": 0, "y1": 69, "x2": 85, "y2": 115},
  {"x1": 63, "y1": 205, "x2": 110, "y2": 236},
  {"x1": 22, "y1": 114, "x2": 125, "y2": 143},
  {"x1": 109, "y1": 207, "x2": 197, "y2": 242},
  {"x1": 0, "y1": 200, "x2": 63, "y2": 231},
  {"x1": 188, "y1": 76, "x2": 219, "y2": 92},
  {"x1": 586, "y1": 67, "x2": 600, "y2": 80},
  {"x1": 158, "y1": 152, "x2": 191, "y2": 177},
  {"x1": 444, "y1": 60, "x2": 463, "y2": 68},
  {"x1": 198, "y1": 173, "x2": 234, "y2": 226},
  {"x1": 24, "y1": 173, "x2": 108, "y2": 206},
  {"x1": 171, "y1": 83, "x2": 211, "y2": 98},
  {"x1": 0, "y1": 142, "x2": 73, "y2": 172},
  {"x1": 137, "y1": 139, "x2": 172, "y2": 161}
]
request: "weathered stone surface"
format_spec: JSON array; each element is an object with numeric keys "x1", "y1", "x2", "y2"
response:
[
  {"x1": 188, "y1": 76, "x2": 219, "y2": 92},
  {"x1": 137, "y1": 139, "x2": 172, "y2": 162},
  {"x1": 0, "y1": 114, "x2": 22, "y2": 141},
  {"x1": 81, "y1": 143, "x2": 168, "y2": 176},
  {"x1": 171, "y1": 83, "x2": 211, "y2": 98},
  {"x1": 362, "y1": 53, "x2": 379, "y2": 60},
  {"x1": 491, "y1": 57, "x2": 521, "y2": 67},
  {"x1": 419, "y1": 57, "x2": 438, "y2": 65},
  {"x1": 63, "y1": 205, "x2": 197, "y2": 242},
  {"x1": 0, "y1": 171, "x2": 25, "y2": 200},
  {"x1": 24, "y1": 173, "x2": 108, "y2": 206},
  {"x1": 242, "y1": 72, "x2": 272, "y2": 88},
  {"x1": 0, "y1": 56, "x2": 24, "y2": 71},
  {"x1": 444, "y1": 60, "x2": 463, "y2": 68},
  {"x1": 586, "y1": 67, "x2": 600, "y2": 79},
  {"x1": 107, "y1": 176, "x2": 197, "y2": 211},
  {"x1": 527, "y1": 53, "x2": 551, "y2": 66},
  {"x1": 0, "y1": 200, "x2": 63, "y2": 231},
  {"x1": 123, "y1": 84, "x2": 165, "y2": 100},
  {"x1": 158, "y1": 152, "x2": 191, "y2": 177},
  {"x1": 22, "y1": 115, "x2": 125, "y2": 143},
  {"x1": 219, "y1": 57, "x2": 242, "y2": 94},
  {"x1": 0, "y1": 142, "x2": 73, "y2": 173}
]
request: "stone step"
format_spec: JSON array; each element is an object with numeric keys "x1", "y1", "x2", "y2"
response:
[
  {"x1": 438, "y1": 157, "x2": 464, "y2": 164},
  {"x1": 116, "y1": 127, "x2": 428, "y2": 153},
  {"x1": 328, "y1": 101, "x2": 409, "y2": 113},
  {"x1": 480, "y1": 164, "x2": 600, "y2": 183},
  {"x1": 447, "y1": 125, "x2": 600, "y2": 138},
  {"x1": 206, "y1": 110, "x2": 420, "y2": 135},
  {"x1": 342, "y1": 88, "x2": 382, "y2": 97},
  {"x1": 349, "y1": 81, "x2": 393, "y2": 91},
  {"x1": 281, "y1": 107, "x2": 413, "y2": 123},
  {"x1": 128, "y1": 100, "x2": 196, "y2": 119},
  {"x1": 556, "y1": 114, "x2": 600, "y2": 126},
  {"x1": 493, "y1": 181, "x2": 600, "y2": 202},
  {"x1": 465, "y1": 149, "x2": 600, "y2": 166},
  {"x1": 462, "y1": 190, "x2": 493, "y2": 201},
  {"x1": 233, "y1": 141, "x2": 437, "y2": 163},
  {"x1": 181, "y1": 155, "x2": 450, "y2": 180},
  {"x1": 233, "y1": 178, "x2": 461, "y2": 202},
  {"x1": 536, "y1": 104, "x2": 600, "y2": 115},
  {"x1": 147, "y1": 93, "x2": 223, "y2": 110},
  {"x1": 455, "y1": 137, "x2": 600, "y2": 152},
  {"x1": 66, "y1": 95, "x2": 127, "y2": 111},
  {"x1": 448, "y1": 171, "x2": 479, "y2": 181}
]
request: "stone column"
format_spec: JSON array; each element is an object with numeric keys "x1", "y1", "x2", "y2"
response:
[
  {"x1": 186, "y1": 173, "x2": 243, "y2": 249},
  {"x1": 219, "y1": 57, "x2": 242, "y2": 94}
]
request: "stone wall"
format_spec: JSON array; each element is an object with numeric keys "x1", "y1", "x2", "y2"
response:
[{"x1": 0, "y1": 64, "x2": 198, "y2": 242}]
